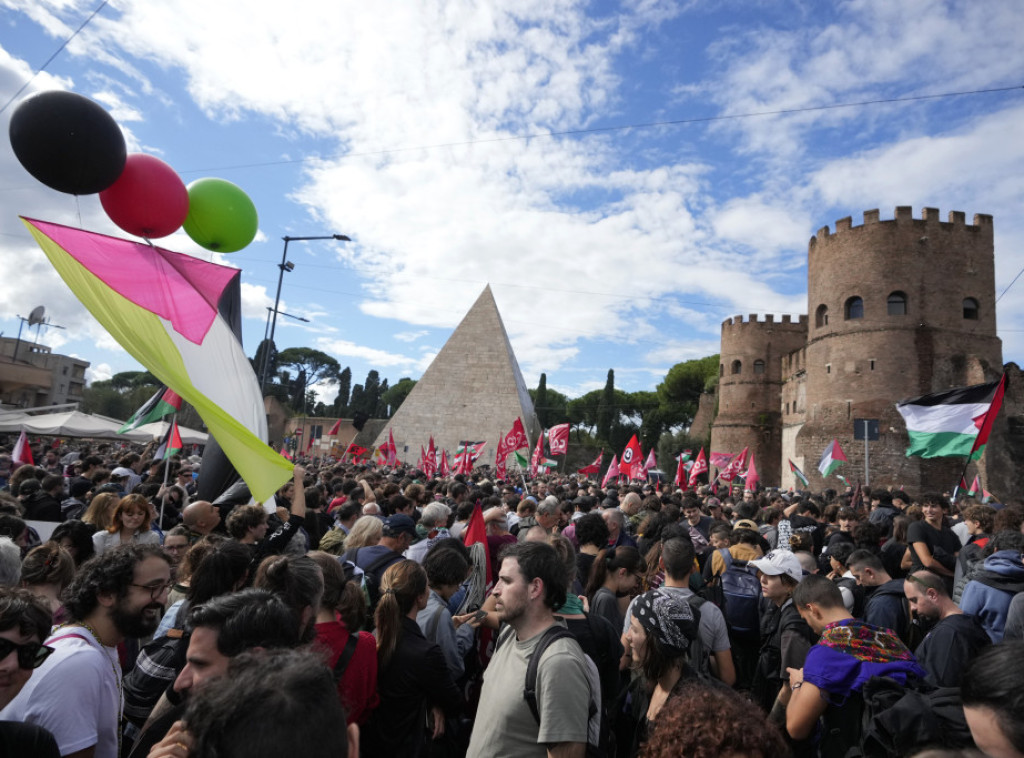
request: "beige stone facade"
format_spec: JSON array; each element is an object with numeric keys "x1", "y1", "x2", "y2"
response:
[{"x1": 372, "y1": 285, "x2": 540, "y2": 464}]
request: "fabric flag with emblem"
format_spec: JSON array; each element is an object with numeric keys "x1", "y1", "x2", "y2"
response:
[
  {"x1": 896, "y1": 375, "x2": 1007, "y2": 459},
  {"x1": 817, "y1": 440, "x2": 847, "y2": 477},
  {"x1": 386, "y1": 429, "x2": 398, "y2": 466},
  {"x1": 23, "y1": 217, "x2": 292, "y2": 503},
  {"x1": 423, "y1": 437, "x2": 437, "y2": 477},
  {"x1": 547, "y1": 423, "x2": 570, "y2": 456},
  {"x1": 601, "y1": 454, "x2": 620, "y2": 487},
  {"x1": 744, "y1": 453, "x2": 759, "y2": 491},
  {"x1": 529, "y1": 433, "x2": 544, "y2": 477},
  {"x1": 718, "y1": 447, "x2": 748, "y2": 483},
  {"x1": 687, "y1": 448, "x2": 707, "y2": 489},
  {"x1": 118, "y1": 385, "x2": 182, "y2": 433},
  {"x1": 12, "y1": 428, "x2": 33, "y2": 466},
  {"x1": 577, "y1": 450, "x2": 602, "y2": 476},
  {"x1": 154, "y1": 419, "x2": 184, "y2": 460},
  {"x1": 327, "y1": 419, "x2": 341, "y2": 436},
  {"x1": 709, "y1": 451, "x2": 734, "y2": 469},
  {"x1": 503, "y1": 418, "x2": 528, "y2": 452},
  {"x1": 789, "y1": 460, "x2": 809, "y2": 488},
  {"x1": 620, "y1": 435, "x2": 643, "y2": 479}
]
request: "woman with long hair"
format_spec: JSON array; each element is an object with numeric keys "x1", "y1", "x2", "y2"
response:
[
  {"x1": 50, "y1": 520, "x2": 96, "y2": 567},
  {"x1": 620, "y1": 587, "x2": 701, "y2": 757},
  {"x1": 81, "y1": 491, "x2": 120, "y2": 532},
  {"x1": 253, "y1": 553, "x2": 324, "y2": 644},
  {"x1": 587, "y1": 545, "x2": 644, "y2": 634},
  {"x1": 343, "y1": 515, "x2": 383, "y2": 551},
  {"x1": 20, "y1": 542, "x2": 75, "y2": 623},
  {"x1": 309, "y1": 551, "x2": 378, "y2": 726},
  {"x1": 91, "y1": 493, "x2": 160, "y2": 554},
  {"x1": 362, "y1": 559, "x2": 460, "y2": 758}
]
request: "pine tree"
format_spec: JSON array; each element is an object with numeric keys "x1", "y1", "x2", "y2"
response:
[
  {"x1": 535, "y1": 373, "x2": 549, "y2": 427},
  {"x1": 597, "y1": 369, "x2": 615, "y2": 442},
  {"x1": 334, "y1": 367, "x2": 352, "y2": 414}
]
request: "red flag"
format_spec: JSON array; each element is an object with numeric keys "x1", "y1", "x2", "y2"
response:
[
  {"x1": 462, "y1": 503, "x2": 492, "y2": 586},
  {"x1": 718, "y1": 447, "x2": 748, "y2": 483},
  {"x1": 547, "y1": 423, "x2": 570, "y2": 456},
  {"x1": 642, "y1": 448, "x2": 657, "y2": 478},
  {"x1": 969, "y1": 475, "x2": 981, "y2": 496},
  {"x1": 744, "y1": 453, "x2": 759, "y2": 491},
  {"x1": 305, "y1": 433, "x2": 314, "y2": 453},
  {"x1": 424, "y1": 437, "x2": 437, "y2": 477},
  {"x1": 529, "y1": 432, "x2": 544, "y2": 477},
  {"x1": 386, "y1": 428, "x2": 398, "y2": 466},
  {"x1": 502, "y1": 418, "x2": 528, "y2": 453},
  {"x1": 602, "y1": 454, "x2": 620, "y2": 487},
  {"x1": 280, "y1": 446, "x2": 292, "y2": 461},
  {"x1": 688, "y1": 448, "x2": 708, "y2": 489},
  {"x1": 577, "y1": 449, "x2": 602, "y2": 476},
  {"x1": 709, "y1": 451, "x2": 733, "y2": 469},
  {"x1": 12, "y1": 429, "x2": 33, "y2": 466},
  {"x1": 674, "y1": 454, "x2": 687, "y2": 489},
  {"x1": 439, "y1": 450, "x2": 451, "y2": 476},
  {"x1": 327, "y1": 419, "x2": 341, "y2": 436},
  {"x1": 620, "y1": 434, "x2": 643, "y2": 479}
]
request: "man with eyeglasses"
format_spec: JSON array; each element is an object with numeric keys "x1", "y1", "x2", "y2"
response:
[
  {"x1": 0, "y1": 544, "x2": 171, "y2": 758},
  {"x1": 0, "y1": 587, "x2": 59, "y2": 757}
]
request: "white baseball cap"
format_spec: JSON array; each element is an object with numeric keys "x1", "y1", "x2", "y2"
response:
[{"x1": 749, "y1": 550, "x2": 803, "y2": 583}]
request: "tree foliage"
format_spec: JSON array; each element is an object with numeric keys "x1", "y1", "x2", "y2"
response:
[{"x1": 382, "y1": 378, "x2": 417, "y2": 417}]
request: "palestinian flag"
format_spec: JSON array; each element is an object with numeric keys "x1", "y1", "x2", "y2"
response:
[
  {"x1": 119, "y1": 385, "x2": 182, "y2": 433},
  {"x1": 896, "y1": 375, "x2": 1007, "y2": 459},
  {"x1": 154, "y1": 419, "x2": 183, "y2": 459},
  {"x1": 818, "y1": 440, "x2": 847, "y2": 477},
  {"x1": 24, "y1": 217, "x2": 292, "y2": 503},
  {"x1": 969, "y1": 475, "x2": 981, "y2": 497},
  {"x1": 513, "y1": 450, "x2": 529, "y2": 469},
  {"x1": 789, "y1": 459, "x2": 810, "y2": 488}
]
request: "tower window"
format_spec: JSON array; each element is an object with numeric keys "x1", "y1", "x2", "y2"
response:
[
  {"x1": 719, "y1": 364, "x2": 724, "y2": 377},
  {"x1": 826, "y1": 363, "x2": 832, "y2": 374},
  {"x1": 963, "y1": 297, "x2": 979, "y2": 320},
  {"x1": 844, "y1": 296, "x2": 864, "y2": 320},
  {"x1": 869, "y1": 359, "x2": 876, "y2": 371},
  {"x1": 753, "y1": 359, "x2": 765, "y2": 375},
  {"x1": 815, "y1": 304, "x2": 829, "y2": 327},
  {"x1": 731, "y1": 360, "x2": 742, "y2": 375},
  {"x1": 887, "y1": 291, "x2": 907, "y2": 316}
]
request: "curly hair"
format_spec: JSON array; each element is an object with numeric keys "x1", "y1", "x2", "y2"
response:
[
  {"x1": 225, "y1": 504, "x2": 267, "y2": 540},
  {"x1": 62, "y1": 544, "x2": 168, "y2": 620},
  {"x1": 0, "y1": 586, "x2": 52, "y2": 641},
  {"x1": 641, "y1": 681, "x2": 789, "y2": 758},
  {"x1": 50, "y1": 520, "x2": 97, "y2": 566}
]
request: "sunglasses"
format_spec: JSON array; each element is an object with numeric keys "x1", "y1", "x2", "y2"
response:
[{"x1": 0, "y1": 638, "x2": 54, "y2": 670}]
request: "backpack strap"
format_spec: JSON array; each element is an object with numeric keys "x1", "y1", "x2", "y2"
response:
[
  {"x1": 720, "y1": 548, "x2": 734, "y2": 569},
  {"x1": 332, "y1": 631, "x2": 361, "y2": 682},
  {"x1": 364, "y1": 550, "x2": 400, "y2": 578},
  {"x1": 524, "y1": 626, "x2": 576, "y2": 724}
]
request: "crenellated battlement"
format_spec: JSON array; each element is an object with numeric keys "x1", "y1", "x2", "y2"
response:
[
  {"x1": 810, "y1": 206, "x2": 993, "y2": 245},
  {"x1": 721, "y1": 313, "x2": 808, "y2": 331}
]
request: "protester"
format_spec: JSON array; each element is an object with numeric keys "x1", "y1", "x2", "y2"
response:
[
  {"x1": 1, "y1": 544, "x2": 171, "y2": 758},
  {"x1": 92, "y1": 493, "x2": 162, "y2": 554},
  {"x1": 907, "y1": 494, "x2": 960, "y2": 591},
  {"x1": 959, "y1": 530, "x2": 1024, "y2": 642},
  {"x1": 586, "y1": 545, "x2": 643, "y2": 634},
  {"x1": 19, "y1": 543, "x2": 75, "y2": 623},
  {"x1": 961, "y1": 641, "x2": 1024, "y2": 758}
]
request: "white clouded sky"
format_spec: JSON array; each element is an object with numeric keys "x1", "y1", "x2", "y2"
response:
[{"x1": 0, "y1": 0, "x2": 1022, "y2": 411}]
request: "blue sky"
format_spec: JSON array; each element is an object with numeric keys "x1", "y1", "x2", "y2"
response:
[{"x1": 0, "y1": 0, "x2": 1022, "y2": 408}]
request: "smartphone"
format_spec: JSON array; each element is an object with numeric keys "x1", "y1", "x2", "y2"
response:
[{"x1": 472, "y1": 610, "x2": 488, "y2": 622}]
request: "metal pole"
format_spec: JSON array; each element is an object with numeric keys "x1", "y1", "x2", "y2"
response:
[
  {"x1": 863, "y1": 420, "x2": 870, "y2": 487},
  {"x1": 261, "y1": 237, "x2": 291, "y2": 392}
]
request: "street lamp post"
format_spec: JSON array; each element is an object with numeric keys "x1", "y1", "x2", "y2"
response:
[{"x1": 260, "y1": 233, "x2": 349, "y2": 392}]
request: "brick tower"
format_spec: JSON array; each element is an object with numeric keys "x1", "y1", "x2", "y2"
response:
[
  {"x1": 787, "y1": 207, "x2": 1003, "y2": 492},
  {"x1": 711, "y1": 314, "x2": 807, "y2": 487}
]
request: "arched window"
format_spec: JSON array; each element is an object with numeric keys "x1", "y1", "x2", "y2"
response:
[
  {"x1": 731, "y1": 360, "x2": 742, "y2": 375},
  {"x1": 963, "y1": 297, "x2": 979, "y2": 320},
  {"x1": 815, "y1": 304, "x2": 829, "y2": 327},
  {"x1": 845, "y1": 296, "x2": 864, "y2": 320},
  {"x1": 887, "y1": 291, "x2": 907, "y2": 316},
  {"x1": 753, "y1": 359, "x2": 765, "y2": 375}
]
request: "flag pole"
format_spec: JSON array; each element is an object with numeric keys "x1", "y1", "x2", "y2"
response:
[{"x1": 158, "y1": 413, "x2": 175, "y2": 529}]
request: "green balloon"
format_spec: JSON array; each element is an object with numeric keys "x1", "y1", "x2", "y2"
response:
[{"x1": 183, "y1": 177, "x2": 258, "y2": 253}]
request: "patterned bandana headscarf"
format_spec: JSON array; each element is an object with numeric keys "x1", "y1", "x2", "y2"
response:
[{"x1": 632, "y1": 589, "x2": 699, "y2": 657}]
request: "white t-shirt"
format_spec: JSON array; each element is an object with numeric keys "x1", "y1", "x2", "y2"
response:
[{"x1": 0, "y1": 625, "x2": 122, "y2": 758}]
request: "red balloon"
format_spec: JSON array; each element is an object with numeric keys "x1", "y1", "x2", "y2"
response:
[{"x1": 99, "y1": 154, "x2": 189, "y2": 238}]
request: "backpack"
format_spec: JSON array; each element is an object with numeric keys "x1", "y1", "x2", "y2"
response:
[
  {"x1": 343, "y1": 547, "x2": 400, "y2": 615},
  {"x1": 841, "y1": 675, "x2": 974, "y2": 758},
  {"x1": 681, "y1": 595, "x2": 712, "y2": 681},
  {"x1": 122, "y1": 625, "x2": 190, "y2": 727},
  {"x1": 867, "y1": 585, "x2": 925, "y2": 651},
  {"x1": 497, "y1": 625, "x2": 607, "y2": 757},
  {"x1": 711, "y1": 549, "x2": 763, "y2": 640}
]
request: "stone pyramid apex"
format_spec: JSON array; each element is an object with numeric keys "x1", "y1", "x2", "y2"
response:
[{"x1": 372, "y1": 285, "x2": 540, "y2": 466}]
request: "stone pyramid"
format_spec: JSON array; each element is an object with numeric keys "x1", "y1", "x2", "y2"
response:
[{"x1": 372, "y1": 285, "x2": 540, "y2": 465}]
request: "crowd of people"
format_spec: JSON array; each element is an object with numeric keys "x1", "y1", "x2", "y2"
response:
[{"x1": 0, "y1": 439, "x2": 1023, "y2": 758}]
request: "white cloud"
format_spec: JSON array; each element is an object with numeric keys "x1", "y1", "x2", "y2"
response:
[
  {"x1": 313, "y1": 337, "x2": 423, "y2": 369},
  {"x1": 394, "y1": 330, "x2": 428, "y2": 343},
  {"x1": 85, "y1": 362, "x2": 112, "y2": 384}
]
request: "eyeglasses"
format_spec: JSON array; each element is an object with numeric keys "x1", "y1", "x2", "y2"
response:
[
  {"x1": 0, "y1": 638, "x2": 54, "y2": 670},
  {"x1": 131, "y1": 581, "x2": 174, "y2": 600}
]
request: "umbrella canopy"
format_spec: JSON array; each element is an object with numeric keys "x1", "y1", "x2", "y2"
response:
[
  {"x1": 0, "y1": 410, "x2": 206, "y2": 444},
  {"x1": 133, "y1": 420, "x2": 207, "y2": 445}
]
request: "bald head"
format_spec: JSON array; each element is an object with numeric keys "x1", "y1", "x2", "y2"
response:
[{"x1": 183, "y1": 500, "x2": 221, "y2": 534}]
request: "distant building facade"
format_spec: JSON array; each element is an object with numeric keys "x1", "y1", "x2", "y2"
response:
[
  {"x1": 0, "y1": 337, "x2": 89, "y2": 409},
  {"x1": 711, "y1": 206, "x2": 1016, "y2": 494}
]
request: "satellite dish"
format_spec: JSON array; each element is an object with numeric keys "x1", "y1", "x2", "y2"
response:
[{"x1": 27, "y1": 306, "x2": 45, "y2": 327}]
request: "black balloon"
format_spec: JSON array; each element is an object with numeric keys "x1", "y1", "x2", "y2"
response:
[{"x1": 9, "y1": 90, "x2": 127, "y2": 195}]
